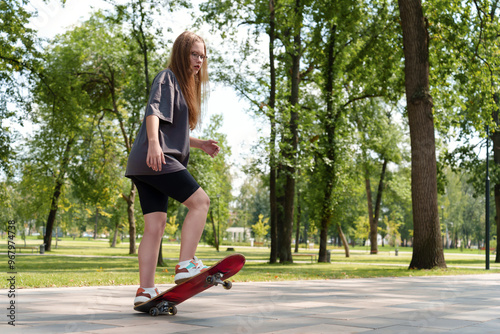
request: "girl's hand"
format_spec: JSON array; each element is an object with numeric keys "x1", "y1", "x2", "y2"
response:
[
  {"x1": 201, "y1": 139, "x2": 221, "y2": 158},
  {"x1": 146, "y1": 141, "x2": 165, "y2": 171}
]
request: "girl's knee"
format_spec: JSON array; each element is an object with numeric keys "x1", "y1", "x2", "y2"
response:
[
  {"x1": 144, "y1": 213, "x2": 167, "y2": 235},
  {"x1": 197, "y1": 190, "x2": 210, "y2": 211},
  {"x1": 184, "y1": 188, "x2": 210, "y2": 211},
  {"x1": 147, "y1": 223, "x2": 165, "y2": 236}
]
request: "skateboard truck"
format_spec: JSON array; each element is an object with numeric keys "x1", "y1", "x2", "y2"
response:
[
  {"x1": 206, "y1": 272, "x2": 233, "y2": 290},
  {"x1": 149, "y1": 301, "x2": 177, "y2": 316},
  {"x1": 148, "y1": 272, "x2": 232, "y2": 316}
]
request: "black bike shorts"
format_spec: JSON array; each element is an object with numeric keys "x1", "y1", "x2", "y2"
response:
[{"x1": 130, "y1": 169, "x2": 200, "y2": 215}]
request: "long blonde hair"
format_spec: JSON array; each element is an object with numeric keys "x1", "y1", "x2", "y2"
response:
[{"x1": 168, "y1": 31, "x2": 209, "y2": 130}]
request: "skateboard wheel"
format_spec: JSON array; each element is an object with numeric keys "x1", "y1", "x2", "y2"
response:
[
  {"x1": 223, "y1": 281, "x2": 232, "y2": 290},
  {"x1": 149, "y1": 308, "x2": 159, "y2": 317},
  {"x1": 168, "y1": 306, "x2": 177, "y2": 315}
]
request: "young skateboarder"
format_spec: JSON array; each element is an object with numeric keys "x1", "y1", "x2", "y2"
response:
[{"x1": 125, "y1": 31, "x2": 220, "y2": 305}]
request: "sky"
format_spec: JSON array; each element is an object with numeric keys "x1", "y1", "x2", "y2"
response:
[{"x1": 23, "y1": 0, "x2": 263, "y2": 192}]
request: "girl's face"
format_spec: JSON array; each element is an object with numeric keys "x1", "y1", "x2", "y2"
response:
[{"x1": 189, "y1": 41, "x2": 206, "y2": 75}]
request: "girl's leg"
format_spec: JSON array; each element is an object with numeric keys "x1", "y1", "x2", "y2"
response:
[
  {"x1": 138, "y1": 211, "x2": 167, "y2": 288},
  {"x1": 179, "y1": 187, "x2": 210, "y2": 262}
]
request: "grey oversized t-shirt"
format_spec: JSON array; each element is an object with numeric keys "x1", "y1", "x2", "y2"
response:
[{"x1": 125, "y1": 69, "x2": 190, "y2": 177}]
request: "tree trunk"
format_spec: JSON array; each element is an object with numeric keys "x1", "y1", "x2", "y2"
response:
[
  {"x1": 157, "y1": 242, "x2": 166, "y2": 267},
  {"x1": 94, "y1": 207, "x2": 99, "y2": 240},
  {"x1": 122, "y1": 180, "x2": 137, "y2": 255},
  {"x1": 44, "y1": 137, "x2": 73, "y2": 251},
  {"x1": 281, "y1": 172, "x2": 295, "y2": 263},
  {"x1": 111, "y1": 221, "x2": 119, "y2": 248},
  {"x1": 398, "y1": 0, "x2": 446, "y2": 269},
  {"x1": 268, "y1": 0, "x2": 278, "y2": 264},
  {"x1": 318, "y1": 24, "x2": 337, "y2": 263},
  {"x1": 304, "y1": 221, "x2": 309, "y2": 249},
  {"x1": 338, "y1": 224, "x2": 350, "y2": 258},
  {"x1": 294, "y1": 189, "x2": 301, "y2": 253},
  {"x1": 280, "y1": 0, "x2": 302, "y2": 264},
  {"x1": 492, "y1": 112, "x2": 500, "y2": 263},
  {"x1": 318, "y1": 178, "x2": 334, "y2": 262},
  {"x1": 210, "y1": 209, "x2": 219, "y2": 251},
  {"x1": 495, "y1": 181, "x2": 500, "y2": 263},
  {"x1": 44, "y1": 179, "x2": 62, "y2": 252},
  {"x1": 365, "y1": 170, "x2": 375, "y2": 251},
  {"x1": 367, "y1": 159, "x2": 388, "y2": 254},
  {"x1": 133, "y1": 0, "x2": 151, "y2": 97},
  {"x1": 276, "y1": 168, "x2": 285, "y2": 259}
]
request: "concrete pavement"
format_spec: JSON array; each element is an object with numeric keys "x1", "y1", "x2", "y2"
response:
[{"x1": 2, "y1": 274, "x2": 500, "y2": 334}]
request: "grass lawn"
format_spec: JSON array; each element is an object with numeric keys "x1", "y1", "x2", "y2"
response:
[{"x1": 1, "y1": 237, "x2": 499, "y2": 289}]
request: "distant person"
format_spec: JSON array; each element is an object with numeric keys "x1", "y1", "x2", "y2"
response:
[{"x1": 125, "y1": 31, "x2": 220, "y2": 306}]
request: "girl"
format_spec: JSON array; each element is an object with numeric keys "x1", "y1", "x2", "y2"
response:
[{"x1": 125, "y1": 31, "x2": 220, "y2": 305}]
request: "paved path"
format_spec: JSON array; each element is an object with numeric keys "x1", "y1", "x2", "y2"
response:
[{"x1": 2, "y1": 274, "x2": 500, "y2": 334}]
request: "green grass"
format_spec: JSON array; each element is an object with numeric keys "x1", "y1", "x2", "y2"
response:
[{"x1": 1, "y1": 237, "x2": 499, "y2": 289}]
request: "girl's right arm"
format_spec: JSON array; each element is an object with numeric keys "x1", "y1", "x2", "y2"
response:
[{"x1": 146, "y1": 115, "x2": 166, "y2": 172}]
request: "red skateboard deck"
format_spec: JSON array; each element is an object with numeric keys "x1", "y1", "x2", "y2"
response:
[{"x1": 134, "y1": 253, "x2": 245, "y2": 316}]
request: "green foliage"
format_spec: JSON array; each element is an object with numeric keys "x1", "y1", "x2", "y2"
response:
[
  {"x1": 0, "y1": 0, "x2": 42, "y2": 172},
  {"x1": 439, "y1": 167, "x2": 490, "y2": 248},
  {"x1": 2, "y1": 1, "x2": 498, "y2": 261},
  {"x1": 252, "y1": 214, "x2": 269, "y2": 242},
  {"x1": 381, "y1": 215, "x2": 402, "y2": 247},
  {"x1": 352, "y1": 216, "x2": 370, "y2": 244},
  {"x1": 233, "y1": 175, "x2": 269, "y2": 230},
  {"x1": 426, "y1": 0, "x2": 499, "y2": 134},
  {"x1": 189, "y1": 114, "x2": 233, "y2": 247},
  {"x1": 164, "y1": 216, "x2": 179, "y2": 239}
]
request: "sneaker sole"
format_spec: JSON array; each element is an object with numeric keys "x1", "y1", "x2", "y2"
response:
[
  {"x1": 175, "y1": 267, "x2": 209, "y2": 285},
  {"x1": 174, "y1": 277, "x2": 190, "y2": 285}
]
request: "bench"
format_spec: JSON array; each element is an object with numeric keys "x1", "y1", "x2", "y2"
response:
[
  {"x1": 293, "y1": 253, "x2": 317, "y2": 263},
  {"x1": 17, "y1": 246, "x2": 39, "y2": 253}
]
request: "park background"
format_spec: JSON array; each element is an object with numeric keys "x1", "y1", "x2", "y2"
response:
[{"x1": 1, "y1": 0, "x2": 500, "y2": 288}]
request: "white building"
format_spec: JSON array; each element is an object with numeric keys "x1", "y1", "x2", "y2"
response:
[{"x1": 226, "y1": 227, "x2": 251, "y2": 242}]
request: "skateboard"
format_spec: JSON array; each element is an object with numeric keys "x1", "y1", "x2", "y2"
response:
[{"x1": 134, "y1": 253, "x2": 246, "y2": 316}]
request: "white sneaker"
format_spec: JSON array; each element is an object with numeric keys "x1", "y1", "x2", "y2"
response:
[
  {"x1": 134, "y1": 287, "x2": 160, "y2": 306},
  {"x1": 174, "y1": 256, "x2": 209, "y2": 284}
]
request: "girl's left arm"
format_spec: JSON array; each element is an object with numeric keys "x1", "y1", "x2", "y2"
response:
[{"x1": 190, "y1": 137, "x2": 220, "y2": 158}]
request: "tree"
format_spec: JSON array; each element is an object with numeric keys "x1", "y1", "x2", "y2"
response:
[
  {"x1": 48, "y1": 12, "x2": 143, "y2": 253},
  {"x1": 164, "y1": 215, "x2": 179, "y2": 239},
  {"x1": 439, "y1": 167, "x2": 487, "y2": 249},
  {"x1": 268, "y1": 0, "x2": 278, "y2": 264},
  {"x1": 105, "y1": 0, "x2": 191, "y2": 257},
  {"x1": 378, "y1": 159, "x2": 413, "y2": 247},
  {"x1": 0, "y1": 0, "x2": 43, "y2": 174},
  {"x1": 235, "y1": 175, "x2": 270, "y2": 234},
  {"x1": 382, "y1": 215, "x2": 402, "y2": 248},
  {"x1": 252, "y1": 214, "x2": 270, "y2": 243},
  {"x1": 49, "y1": 8, "x2": 159, "y2": 255},
  {"x1": 304, "y1": 0, "x2": 403, "y2": 262},
  {"x1": 189, "y1": 114, "x2": 233, "y2": 251},
  {"x1": 70, "y1": 116, "x2": 123, "y2": 242},
  {"x1": 199, "y1": 0, "x2": 299, "y2": 262},
  {"x1": 356, "y1": 104, "x2": 405, "y2": 254},
  {"x1": 27, "y1": 24, "x2": 101, "y2": 250},
  {"x1": 353, "y1": 216, "x2": 370, "y2": 245},
  {"x1": 398, "y1": 0, "x2": 446, "y2": 269},
  {"x1": 428, "y1": 0, "x2": 499, "y2": 261},
  {"x1": 200, "y1": 0, "x2": 405, "y2": 263}
]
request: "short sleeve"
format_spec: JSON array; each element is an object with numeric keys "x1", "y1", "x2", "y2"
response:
[{"x1": 145, "y1": 70, "x2": 175, "y2": 123}]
